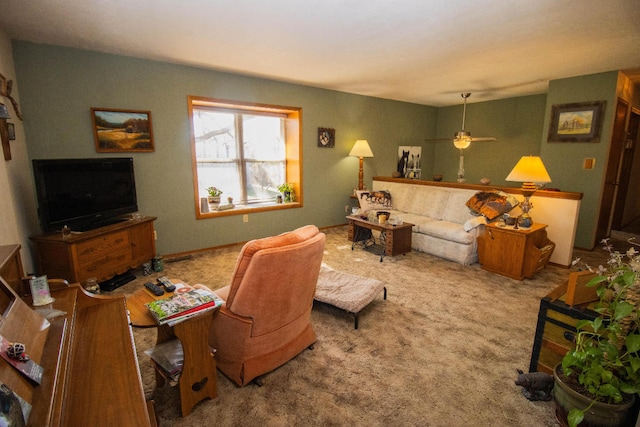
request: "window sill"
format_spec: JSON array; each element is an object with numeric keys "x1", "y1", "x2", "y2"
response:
[{"x1": 197, "y1": 201, "x2": 302, "y2": 219}]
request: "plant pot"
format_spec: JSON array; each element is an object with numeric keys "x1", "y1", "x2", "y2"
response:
[
  {"x1": 208, "y1": 196, "x2": 221, "y2": 206},
  {"x1": 553, "y1": 364, "x2": 635, "y2": 427}
]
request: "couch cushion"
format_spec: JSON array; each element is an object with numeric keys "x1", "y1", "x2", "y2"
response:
[
  {"x1": 417, "y1": 220, "x2": 476, "y2": 245},
  {"x1": 465, "y1": 191, "x2": 519, "y2": 220},
  {"x1": 441, "y1": 190, "x2": 478, "y2": 224},
  {"x1": 356, "y1": 190, "x2": 392, "y2": 211},
  {"x1": 408, "y1": 187, "x2": 450, "y2": 219}
]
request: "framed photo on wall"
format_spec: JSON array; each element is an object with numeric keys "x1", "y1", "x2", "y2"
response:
[
  {"x1": 317, "y1": 127, "x2": 335, "y2": 148},
  {"x1": 397, "y1": 145, "x2": 422, "y2": 179},
  {"x1": 91, "y1": 108, "x2": 155, "y2": 152},
  {"x1": 547, "y1": 101, "x2": 605, "y2": 143}
]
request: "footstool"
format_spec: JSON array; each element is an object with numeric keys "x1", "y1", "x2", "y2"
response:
[{"x1": 314, "y1": 266, "x2": 387, "y2": 329}]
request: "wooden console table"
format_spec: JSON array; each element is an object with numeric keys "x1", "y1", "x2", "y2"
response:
[
  {"x1": 347, "y1": 215, "x2": 414, "y2": 262},
  {"x1": 477, "y1": 222, "x2": 555, "y2": 280},
  {"x1": 31, "y1": 215, "x2": 156, "y2": 284},
  {"x1": 127, "y1": 281, "x2": 218, "y2": 417}
]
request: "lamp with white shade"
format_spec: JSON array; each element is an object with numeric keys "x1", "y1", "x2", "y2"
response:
[
  {"x1": 505, "y1": 155, "x2": 552, "y2": 227},
  {"x1": 349, "y1": 140, "x2": 374, "y2": 191}
]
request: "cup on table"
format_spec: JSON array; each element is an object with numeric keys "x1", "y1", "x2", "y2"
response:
[{"x1": 379, "y1": 214, "x2": 387, "y2": 224}]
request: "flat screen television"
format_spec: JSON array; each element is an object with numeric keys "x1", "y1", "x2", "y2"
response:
[{"x1": 33, "y1": 157, "x2": 138, "y2": 232}]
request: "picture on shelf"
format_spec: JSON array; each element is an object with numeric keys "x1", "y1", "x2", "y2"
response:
[{"x1": 397, "y1": 146, "x2": 421, "y2": 179}]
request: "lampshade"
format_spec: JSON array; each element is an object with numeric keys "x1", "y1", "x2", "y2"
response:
[
  {"x1": 505, "y1": 156, "x2": 551, "y2": 184},
  {"x1": 349, "y1": 140, "x2": 374, "y2": 158},
  {"x1": 0, "y1": 104, "x2": 10, "y2": 120}
]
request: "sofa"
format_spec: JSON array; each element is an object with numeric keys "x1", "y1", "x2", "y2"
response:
[
  {"x1": 360, "y1": 181, "x2": 491, "y2": 265},
  {"x1": 207, "y1": 225, "x2": 325, "y2": 386}
]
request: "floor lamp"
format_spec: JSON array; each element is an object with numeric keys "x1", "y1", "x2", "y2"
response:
[
  {"x1": 349, "y1": 140, "x2": 374, "y2": 191},
  {"x1": 505, "y1": 155, "x2": 551, "y2": 227}
]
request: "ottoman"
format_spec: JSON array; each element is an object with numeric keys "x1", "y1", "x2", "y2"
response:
[{"x1": 314, "y1": 266, "x2": 387, "y2": 329}]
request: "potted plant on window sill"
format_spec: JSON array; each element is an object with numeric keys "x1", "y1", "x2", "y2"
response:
[
  {"x1": 554, "y1": 238, "x2": 640, "y2": 427},
  {"x1": 206, "y1": 186, "x2": 223, "y2": 206},
  {"x1": 277, "y1": 183, "x2": 295, "y2": 203}
]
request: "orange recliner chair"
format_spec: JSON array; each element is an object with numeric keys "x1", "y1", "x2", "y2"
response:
[{"x1": 209, "y1": 225, "x2": 326, "y2": 386}]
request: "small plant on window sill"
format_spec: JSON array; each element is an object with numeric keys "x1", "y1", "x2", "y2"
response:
[
  {"x1": 206, "y1": 186, "x2": 223, "y2": 203},
  {"x1": 277, "y1": 183, "x2": 295, "y2": 202}
]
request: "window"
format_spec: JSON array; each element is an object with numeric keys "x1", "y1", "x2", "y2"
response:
[{"x1": 189, "y1": 96, "x2": 301, "y2": 218}]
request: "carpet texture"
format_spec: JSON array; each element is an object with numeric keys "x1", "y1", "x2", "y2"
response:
[{"x1": 110, "y1": 226, "x2": 620, "y2": 427}]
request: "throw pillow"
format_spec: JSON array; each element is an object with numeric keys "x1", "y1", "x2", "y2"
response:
[
  {"x1": 356, "y1": 190, "x2": 392, "y2": 212},
  {"x1": 465, "y1": 191, "x2": 519, "y2": 220}
]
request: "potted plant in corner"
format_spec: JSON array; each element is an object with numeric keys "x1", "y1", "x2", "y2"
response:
[
  {"x1": 206, "y1": 186, "x2": 223, "y2": 207},
  {"x1": 278, "y1": 183, "x2": 294, "y2": 203},
  {"x1": 554, "y1": 238, "x2": 640, "y2": 427}
]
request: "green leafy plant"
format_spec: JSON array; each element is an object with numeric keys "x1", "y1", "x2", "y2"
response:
[
  {"x1": 277, "y1": 183, "x2": 295, "y2": 202},
  {"x1": 277, "y1": 183, "x2": 294, "y2": 194},
  {"x1": 561, "y1": 238, "x2": 640, "y2": 427},
  {"x1": 206, "y1": 186, "x2": 223, "y2": 197}
]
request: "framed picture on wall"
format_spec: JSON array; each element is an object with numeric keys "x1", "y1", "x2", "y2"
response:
[
  {"x1": 318, "y1": 127, "x2": 335, "y2": 148},
  {"x1": 397, "y1": 145, "x2": 421, "y2": 178},
  {"x1": 547, "y1": 101, "x2": 605, "y2": 143},
  {"x1": 91, "y1": 108, "x2": 155, "y2": 152}
]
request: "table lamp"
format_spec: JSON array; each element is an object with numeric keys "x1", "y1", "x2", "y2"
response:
[
  {"x1": 349, "y1": 140, "x2": 374, "y2": 190},
  {"x1": 505, "y1": 155, "x2": 551, "y2": 227}
]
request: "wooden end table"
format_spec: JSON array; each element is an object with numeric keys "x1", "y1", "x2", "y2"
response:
[
  {"x1": 127, "y1": 280, "x2": 218, "y2": 417},
  {"x1": 347, "y1": 214, "x2": 414, "y2": 262},
  {"x1": 477, "y1": 222, "x2": 555, "y2": 280}
]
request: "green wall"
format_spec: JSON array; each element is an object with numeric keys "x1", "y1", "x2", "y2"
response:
[
  {"x1": 431, "y1": 95, "x2": 548, "y2": 185},
  {"x1": 13, "y1": 41, "x2": 435, "y2": 256},
  {"x1": 12, "y1": 41, "x2": 621, "y2": 257},
  {"x1": 540, "y1": 72, "x2": 620, "y2": 249}
]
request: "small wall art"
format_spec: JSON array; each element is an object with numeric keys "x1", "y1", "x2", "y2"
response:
[
  {"x1": 397, "y1": 145, "x2": 422, "y2": 179},
  {"x1": 318, "y1": 127, "x2": 335, "y2": 148},
  {"x1": 547, "y1": 101, "x2": 605, "y2": 143},
  {"x1": 91, "y1": 108, "x2": 155, "y2": 152}
]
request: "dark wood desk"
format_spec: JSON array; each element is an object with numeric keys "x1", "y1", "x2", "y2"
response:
[
  {"x1": 347, "y1": 214, "x2": 414, "y2": 262},
  {"x1": 127, "y1": 281, "x2": 218, "y2": 417}
]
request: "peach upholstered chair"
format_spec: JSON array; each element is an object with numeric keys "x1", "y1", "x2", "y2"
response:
[{"x1": 209, "y1": 225, "x2": 326, "y2": 386}]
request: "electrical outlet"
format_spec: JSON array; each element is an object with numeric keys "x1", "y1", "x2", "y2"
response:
[
  {"x1": 243, "y1": 214, "x2": 249, "y2": 223},
  {"x1": 345, "y1": 205, "x2": 350, "y2": 213}
]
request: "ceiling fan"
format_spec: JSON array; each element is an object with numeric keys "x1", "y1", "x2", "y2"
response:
[{"x1": 426, "y1": 93, "x2": 497, "y2": 183}]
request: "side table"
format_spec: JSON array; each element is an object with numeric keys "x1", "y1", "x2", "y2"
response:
[
  {"x1": 127, "y1": 281, "x2": 218, "y2": 417},
  {"x1": 477, "y1": 222, "x2": 555, "y2": 280},
  {"x1": 347, "y1": 214, "x2": 414, "y2": 262}
]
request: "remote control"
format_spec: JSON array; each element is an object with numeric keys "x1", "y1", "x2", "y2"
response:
[
  {"x1": 144, "y1": 281, "x2": 165, "y2": 296},
  {"x1": 157, "y1": 276, "x2": 176, "y2": 292}
]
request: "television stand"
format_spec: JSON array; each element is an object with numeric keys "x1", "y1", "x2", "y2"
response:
[{"x1": 31, "y1": 215, "x2": 157, "y2": 285}]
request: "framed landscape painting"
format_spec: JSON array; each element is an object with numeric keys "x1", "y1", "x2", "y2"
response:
[
  {"x1": 547, "y1": 101, "x2": 605, "y2": 143},
  {"x1": 91, "y1": 108, "x2": 155, "y2": 152}
]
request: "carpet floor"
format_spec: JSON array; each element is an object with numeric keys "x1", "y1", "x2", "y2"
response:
[{"x1": 110, "y1": 225, "x2": 624, "y2": 427}]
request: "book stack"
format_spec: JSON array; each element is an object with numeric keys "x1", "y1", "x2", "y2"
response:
[
  {"x1": 144, "y1": 339, "x2": 183, "y2": 383},
  {"x1": 145, "y1": 288, "x2": 223, "y2": 326}
]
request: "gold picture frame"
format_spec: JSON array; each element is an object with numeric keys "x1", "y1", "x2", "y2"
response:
[{"x1": 91, "y1": 108, "x2": 155, "y2": 152}]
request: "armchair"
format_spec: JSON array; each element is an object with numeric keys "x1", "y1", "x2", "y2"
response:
[{"x1": 209, "y1": 225, "x2": 326, "y2": 386}]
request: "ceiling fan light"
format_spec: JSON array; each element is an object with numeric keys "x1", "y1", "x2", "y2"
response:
[{"x1": 453, "y1": 131, "x2": 471, "y2": 149}]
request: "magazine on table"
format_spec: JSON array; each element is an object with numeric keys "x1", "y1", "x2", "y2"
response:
[{"x1": 145, "y1": 288, "x2": 223, "y2": 325}]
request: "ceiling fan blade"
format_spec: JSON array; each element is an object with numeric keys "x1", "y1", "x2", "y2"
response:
[
  {"x1": 424, "y1": 138, "x2": 454, "y2": 142},
  {"x1": 470, "y1": 137, "x2": 497, "y2": 142}
]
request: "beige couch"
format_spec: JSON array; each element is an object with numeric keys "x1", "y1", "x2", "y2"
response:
[{"x1": 368, "y1": 180, "x2": 486, "y2": 265}]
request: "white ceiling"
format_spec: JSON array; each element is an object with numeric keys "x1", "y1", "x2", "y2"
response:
[{"x1": 1, "y1": 0, "x2": 639, "y2": 106}]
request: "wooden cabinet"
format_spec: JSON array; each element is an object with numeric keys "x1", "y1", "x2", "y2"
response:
[
  {"x1": 529, "y1": 283, "x2": 597, "y2": 374},
  {"x1": 31, "y1": 216, "x2": 156, "y2": 284},
  {"x1": 477, "y1": 222, "x2": 555, "y2": 280}
]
